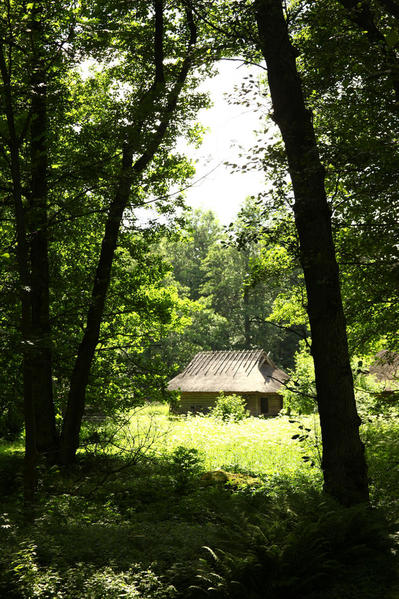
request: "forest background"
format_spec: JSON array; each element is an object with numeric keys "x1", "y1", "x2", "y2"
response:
[{"x1": 1, "y1": 0, "x2": 399, "y2": 597}]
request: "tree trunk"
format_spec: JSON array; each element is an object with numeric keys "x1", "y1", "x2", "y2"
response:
[
  {"x1": 29, "y1": 11, "x2": 59, "y2": 460},
  {"x1": 0, "y1": 42, "x2": 37, "y2": 502},
  {"x1": 255, "y1": 0, "x2": 369, "y2": 505},
  {"x1": 59, "y1": 145, "x2": 134, "y2": 464}
]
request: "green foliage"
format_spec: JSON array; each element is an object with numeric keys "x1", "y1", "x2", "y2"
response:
[
  {"x1": 169, "y1": 446, "x2": 205, "y2": 492},
  {"x1": 362, "y1": 417, "x2": 399, "y2": 517},
  {"x1": 0, "y1": 403, "x2": 24, "y2": 441},
  {"x1": 0, "y1": 0, "x2": 216, "y2": 444},
  {"x1": 281, "y1": 345, "x2": 399, "y2": 419},
  {"x1": 290, "y1": 0, "x2": 399, "y2": 353},
  {"x1": 281, "y1": 344, "x2": 317, "y2": 415},
  {"x1": 168, "y1": 391, "x2": 182, "y2": 413},
  {"x1": 158, "y1": 210, "x2": 223, "y2": 302},
  {"x1": 355, "y1": 371, "x2": 399, "y2": 421},
  {"x1": 0, "y1": 299, "x2": 24, "y2": 441},
  {"x1": 157, "y1": 204, "x2": 300, "y2": 372},
  {"x1": 0, "y1": 452, "x2": 23, "y2": 497},
  {"x1": 2, "y1": 544, "x2": 176, "y2": 599},
  {"x1": 210, "y1": 393, "x2": 249, "y2": 422},
  {"x1": 192, "y1": 498, "x2": 396, "y2": 599}
]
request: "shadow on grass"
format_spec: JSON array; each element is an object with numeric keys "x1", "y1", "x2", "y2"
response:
[{"x1": 0, "y1": 448, "x2": 397, "y2": 599}]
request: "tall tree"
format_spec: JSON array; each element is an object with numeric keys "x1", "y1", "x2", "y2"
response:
[
  {"x1": 254, "y1": 0, "x2": 369, "y2": 505},
  {"x1": 159, "y1": 209, "x2": 222, "y2": 301},
  {"x1": 0, "y1": 0, "x2": 213, "y2": 473},
  {"x1": 28, "y1": 2, "x2": 59, "y2": 459},
  {"x1": 158, "y1": 204, "x2": 299, "y2": 367},
  {"x1": 59, "y1": 0, "x2": 200, "y2": 464},
  {"x1": 291, "y1": 0, "x2": 399, "y2": 353},
  {"x1": 0, "y1": 1, "x2": 46, "y2": 497}
]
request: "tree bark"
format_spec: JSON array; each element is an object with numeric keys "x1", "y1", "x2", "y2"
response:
[
  {"x1": 59, "y1": 145, "x2": 134, "y2": 464},
  {"x1": 255, "y1": 0, "x2": 369, "y2": 505},
  {"x1": 59, "y1": 3, "x2": 197, "y2": 464},
  {"x1": 29, "y1": 9, "x2": 59, "y2": 460}
]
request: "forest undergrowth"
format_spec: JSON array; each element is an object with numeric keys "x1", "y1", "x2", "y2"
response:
[{"x1": 0, "y1": 404, "x2": 398, "y2": 599}]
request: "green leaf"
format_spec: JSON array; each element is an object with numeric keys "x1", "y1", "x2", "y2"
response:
[{"x1": 386, "y1": 28, "x2": 399, "y2": 49}]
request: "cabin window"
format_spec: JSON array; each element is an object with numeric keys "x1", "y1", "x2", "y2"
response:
[{"x1": 260, "y1": 397, "x2": 269, "y2": 414}]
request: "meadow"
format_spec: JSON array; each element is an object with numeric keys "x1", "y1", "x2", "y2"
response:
[
  {"x1": 0, "y1": 405, "x2": 398, "y2": 598},
  {"x1": 121, "y1": 404, "x2": 323, "y2": 479}
]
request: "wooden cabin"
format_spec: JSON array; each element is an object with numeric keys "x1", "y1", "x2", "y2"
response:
[
  {"x1": 369, "y1": 350, "x2": 399, "y2": 393},
  {"x1": 167, "y1": 349, "x2": 288, "y2": 417}
]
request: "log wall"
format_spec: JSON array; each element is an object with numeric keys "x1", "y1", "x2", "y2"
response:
[{"x1": 176, "y1": 392, "x2": 282, "y2": 417}]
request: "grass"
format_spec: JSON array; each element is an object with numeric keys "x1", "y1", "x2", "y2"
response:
[
  {"x1": 0, "y1": 405, "x2": 398, "y2": 598},
  {"x1": 117, "y1": 403, "x2": 399, "y2": 508},
  {"x1": 119, "y1": 404, "x2": 323, "y2": 481}
]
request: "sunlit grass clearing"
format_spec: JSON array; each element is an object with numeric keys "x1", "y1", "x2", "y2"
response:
[{"x1": 122, "y1": 403, "x2": 322, "y2": 479}]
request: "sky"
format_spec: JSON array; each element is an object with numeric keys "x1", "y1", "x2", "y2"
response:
[
  {"x1": 82, "y1": 56, "x2": 271, "y2": 227},
  {"x1": 179, "y1": 60, "x2": 269, "y2": 225}
]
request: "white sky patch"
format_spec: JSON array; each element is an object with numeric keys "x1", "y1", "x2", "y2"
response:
[
  {"x1": 178, "y1": 60, "x2": 270, "y2": 225},
  {"x1": 79, "y1": 57, "x2": 273, "y2": 228}
]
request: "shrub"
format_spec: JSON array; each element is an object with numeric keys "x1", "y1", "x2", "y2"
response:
[
  {"x1": 353, "y1": 365, "x2": 399, "y2": 421},
  {"x1": 2, "y1": 557, "x2": 176, "y2": 599},
  {"x1": 0, "y1": 402, "x2": 24, "y2": 441},
  {"x1": 210, "y1": 393, "x2": 249, "y2": 422},
  {"x1": 168, "y1": 392, "x2": 181, "y2": 414},
  {"x1": 282, "y1": 345, "x2": 399, "y2": 418},
  {"x1": 67, "y1": 566, "x2": 176, "y2": 599},
  {"x1": 169, "y1": 446, "x2": 204, "y2": 492}
]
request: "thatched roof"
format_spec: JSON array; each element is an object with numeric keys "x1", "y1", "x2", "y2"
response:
[
  {"x1": 167, "y1": 349, "x2": 288, "y2": 394},
  {"x1": 369, "y1": 350, "x2": 399, "y2": 389}
]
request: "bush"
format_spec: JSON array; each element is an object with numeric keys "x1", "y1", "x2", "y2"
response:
[
  {"x1": 0, "y1": 402, "x2": 24, "y2": 441},
  {"x1": 281, "y1": 346, "x2": 399, "y2": 418},
  {"x1": 169, "y1": 446, "x2": 204, "y2": 492},
  {"x1": 353, "y1": 367, "x2": 399, "y2": 421},
  {"x1": 2, "y1": 556, "x2": 176, "y2": 599},
  {"x1": 168, "y1": 392, "x2": 181, "y2": 414},
  {"x1": 210, "y1": 393, "x2": 249, "y2": 422}
]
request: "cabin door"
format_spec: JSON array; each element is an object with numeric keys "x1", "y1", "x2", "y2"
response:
[{"x1": 260, "y1": 397, "x2": 269, "y2": 415}]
